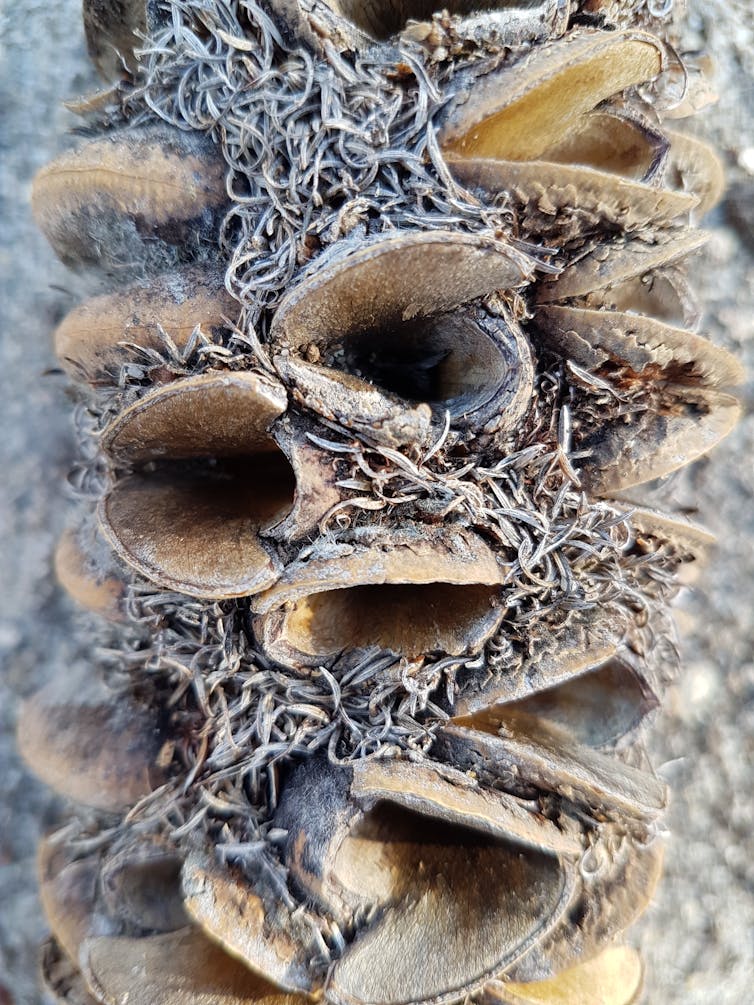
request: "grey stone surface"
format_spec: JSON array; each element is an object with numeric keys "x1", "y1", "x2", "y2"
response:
[
  {"x1": 632, "y1": 4, "x2": 754, "y2": 1001},
  {"x1": 0, "y1": 2, "x2": 751, "y2": 1003},
  {"x1": 0, "y1": 3, "x2": 99, "y2": 1001}
]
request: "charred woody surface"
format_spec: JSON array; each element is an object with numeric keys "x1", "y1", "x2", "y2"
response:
[{"x1": 19, "y1": 0, "x2": 741, "y2": 1003}]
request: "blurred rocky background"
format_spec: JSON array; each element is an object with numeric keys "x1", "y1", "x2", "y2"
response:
[{"x1": 1, "y1": 1, "x2": 751, "y2": 1001}]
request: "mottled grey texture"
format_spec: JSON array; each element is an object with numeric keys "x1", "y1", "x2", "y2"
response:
[
  {"x1": 633, "y1": 4, "x2": 754, "y2": 999},
  {"x1": 0, "y1": 3, "x2": 99, "y2": 1001},
  {"x1": 0, "y1": 1, "x2": 752, "y2": 1003}
]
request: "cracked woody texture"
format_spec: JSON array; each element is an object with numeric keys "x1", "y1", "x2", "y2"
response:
[{"x1": 20, "y1": 1, "x2": 742, "y2": 1003}]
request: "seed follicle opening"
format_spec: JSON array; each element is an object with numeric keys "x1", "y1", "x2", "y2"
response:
[
  {"x1": 271, "y1": 232, "x2": 535, "y2": 436},
  {"x1": 325, "y1": 1, "x2": 534, "y2": 41},
  {"x1": 252, "y1": 527, "x2": 507, "y2": 665},
  {"x1": 282, "y1": 582, "x2": 503, "y2": 659},
  {"x1": 100, "y1": 372, "x2": 296, "y2": 598}
]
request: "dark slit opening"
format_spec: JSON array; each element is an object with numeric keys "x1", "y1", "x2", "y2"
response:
[
  {"x1": 340, "y1": 313, "x2": 508, "y2": 417},
  {"x1": 134, "y1": 452, "x2": 296, "y2": 531},
  {"x1": 544, "y1": 113, "x2": 668, "y2": 182},
  {"x1": 103, "y1": 854, "x2": 188, "y2": 933},
  {"x1": 336, "y1": 1, "x2": 531, "y2": 41}
]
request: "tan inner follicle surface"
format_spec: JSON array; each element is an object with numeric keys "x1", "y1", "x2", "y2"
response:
[
  {"x1": 579, "y1": 270, "x2": 696, "y2": 327},
  {"x1": 442, "y1": 36, "x2": 662, "y2": 162},
  {"x1": 283, "y1": 582, "x2": 502, "y2": 657},
  {"x1": 542, "y1": 110, "x2": 664, "y2": 180},
  {"x1": 252, "y1": 528, "x2": 507, "y2": 663}
]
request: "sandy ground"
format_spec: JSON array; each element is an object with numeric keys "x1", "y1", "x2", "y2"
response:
[{"x1": 0, "y1": 1, "x2": 751, "y2": 1003}]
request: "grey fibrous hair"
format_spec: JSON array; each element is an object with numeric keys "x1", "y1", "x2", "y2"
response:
[{"x1": 128, "y1": 0, "x2": 518, "y2": 319}]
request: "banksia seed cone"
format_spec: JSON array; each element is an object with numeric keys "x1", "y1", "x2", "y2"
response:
[{"x1": 20, "y1": 1, "x2": 742, "y2": 1003}]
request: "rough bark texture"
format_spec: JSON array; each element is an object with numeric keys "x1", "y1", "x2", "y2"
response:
[{"x1": 0, "y1": 1, "x2": 752, "y2": 1002}]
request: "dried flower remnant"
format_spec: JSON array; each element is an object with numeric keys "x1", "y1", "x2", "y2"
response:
[
  {"x1": 20, "y1": 0, "x2": 742, "y2": 1004},
  {"x1": 17, "y1": 668, "x2": 166, "y2": 813},
  {"x1": 53, "y1": 267, "x2": 238, "y2": 386}
]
